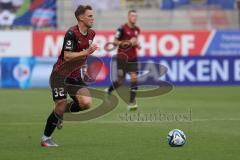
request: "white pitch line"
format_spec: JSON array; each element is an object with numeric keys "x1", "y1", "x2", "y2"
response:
[{"x1": 192, "y1": 118, "x2": 240, "y2": 122}]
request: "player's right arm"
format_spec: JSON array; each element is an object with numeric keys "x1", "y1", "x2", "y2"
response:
[
  {"x1": 63, "y1": 31, "x2": 98, "y2": 61},
  {"x1": 113, "y1": 27, "x2": 123, "y2": 46}
]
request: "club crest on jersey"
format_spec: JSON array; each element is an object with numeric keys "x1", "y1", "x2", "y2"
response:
[
  {"x1": 135, "y1": 30, "x2": 138, "y2": 36},
  {"x1": 89, "y1": 40, "x2": 93, "y2": 45}
]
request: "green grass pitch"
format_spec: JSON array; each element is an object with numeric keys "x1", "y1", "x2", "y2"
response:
[{"x1": 0, "y1": 87, "x2": 239, "y2": 160}]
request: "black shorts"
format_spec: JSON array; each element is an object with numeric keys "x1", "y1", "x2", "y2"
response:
[
  {"x1": 117, "y1": 58, "x2": 138, "y2": 76},
  {"x1": 50, "y1": 72, "x2": 87, "y2": 101}
]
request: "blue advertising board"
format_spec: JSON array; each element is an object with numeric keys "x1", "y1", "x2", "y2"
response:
[
  {"x1": 138, "y1": 57, "x2": 240, "y2": 86},
  {"x1": 206, "y1": 31, "x2": 240, "y2": 56},
  {"x1": 0, "y1": 56, "x2": 239, "y2": 88},
  {"x1": 1, "y1": 58, "x2": 35, "y2": 88}
]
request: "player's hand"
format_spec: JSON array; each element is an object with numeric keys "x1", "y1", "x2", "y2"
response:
[
  {"x1": 87, "y1": 44, "x2": 99, "y2": 55},
  {"x1": 81, "y1": 65, "x2": 94, "y2": 82},
  {"x1": 137, "y1": 42, "x2": 141, "y2": 49},
  {"x1": 130, "y1": 37, "x2": 138, "y2": 47}
]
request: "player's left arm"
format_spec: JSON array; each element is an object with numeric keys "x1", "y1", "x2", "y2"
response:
[{"x1": 82, "y1": 32, "x2": 96, "y2": 82}]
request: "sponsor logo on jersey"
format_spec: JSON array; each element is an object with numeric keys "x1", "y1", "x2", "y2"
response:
[{"x1": 65, "y1": 40, "x2": 72, "y2": 49}]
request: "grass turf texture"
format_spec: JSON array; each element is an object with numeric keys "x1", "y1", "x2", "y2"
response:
[{"x1": 0, "y1": 87, "x2": 239, "y2": 160}]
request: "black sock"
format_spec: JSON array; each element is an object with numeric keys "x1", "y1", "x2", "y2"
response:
[
  {"x1": 65, "y1": 101, "x2": 81, "y2": 113},
  {"x1": 44, "y1": 111, "x2": 61, "y2": 137},
  {"x1": 108, "y1": 81, "x2": 121, "y2": 93},
  {"x1": 130, "y1": 81, "x2": 138, "y2": 103}
]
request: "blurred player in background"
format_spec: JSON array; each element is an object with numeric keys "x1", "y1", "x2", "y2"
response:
[
  {"x1": 106, "y1": 10, "x2": 141, "y2": 111},
  {"x1": 41, "y1": 5, "x2": 98, "y2": 147}
]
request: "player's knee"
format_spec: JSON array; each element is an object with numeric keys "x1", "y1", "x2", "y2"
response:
[
  {"x1": 54, "y1": 99, "x2": 67, "y2": 115},
  {"x1": 130, "y1": 73, "x2": 138, "y2": 82},
  {"x1": 78, "y1": 97, "x2": 92, "y2": 110},
  {"x1": 131, "y1": 77, "x2": 137, "y2": 82}
]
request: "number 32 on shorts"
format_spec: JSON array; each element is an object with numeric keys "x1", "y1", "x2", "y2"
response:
[{"x1": 53, "y1": 88, "x2": 65, "y2": 98}]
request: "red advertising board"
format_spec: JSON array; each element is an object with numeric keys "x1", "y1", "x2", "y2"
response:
[
  {"x1": 32, "y1": 30, "x2": 210, "y2": 57},
  {"x1": 33, "y1": 31, "x2": 64, "y2": 57}
]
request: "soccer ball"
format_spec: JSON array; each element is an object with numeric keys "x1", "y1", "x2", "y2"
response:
[{"x1": 167, "y1": 129, "x2": 186, "y2": 147}]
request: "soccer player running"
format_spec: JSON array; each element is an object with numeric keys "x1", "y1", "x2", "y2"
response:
[
  {"x1": 106, "y1": 10, "x2": 141, "y2": 111},
  {"x1": 41, "y1": 5, "x2": 99, "y2": 147}
]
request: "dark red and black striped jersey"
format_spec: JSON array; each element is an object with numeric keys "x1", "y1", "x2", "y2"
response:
[
  {"x1": 53, "y1": 25, "x2": 95, "y2": 78},
  {"x1": 115, "y1": 23, "x2": 140, "y2": 60}
]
